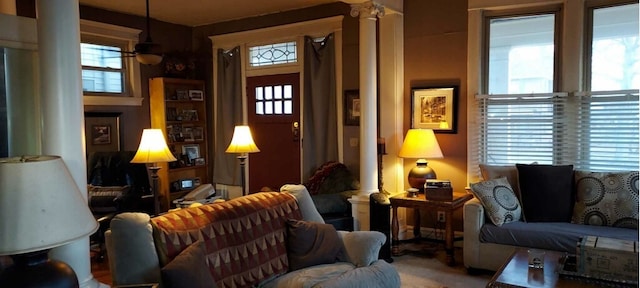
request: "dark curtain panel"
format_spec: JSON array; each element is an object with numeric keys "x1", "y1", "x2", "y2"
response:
[
  {"x1": 302, "y1": 33, "x2": 338, "y2": 181},
  {"x1": 213, "y1": 47, "x2": 242, "y2": 185}
]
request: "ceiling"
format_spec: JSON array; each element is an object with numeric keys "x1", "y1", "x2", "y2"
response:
[{"x1": 78, "y1": 0, "x2": 341, "y2": 27}]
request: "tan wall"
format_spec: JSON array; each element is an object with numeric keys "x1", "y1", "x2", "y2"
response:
[{"x1": 403, "y1": 0, "x2": 468, "y2": 230}]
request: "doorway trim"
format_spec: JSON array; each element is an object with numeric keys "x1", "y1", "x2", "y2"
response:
[{"x1": 210, "y1": 16, "x2": 344, "y2": 187}]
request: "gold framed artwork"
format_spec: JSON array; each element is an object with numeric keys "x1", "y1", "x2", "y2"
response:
[{"x1": 411, "y1": 86, "x2": 458, "y2": 133}]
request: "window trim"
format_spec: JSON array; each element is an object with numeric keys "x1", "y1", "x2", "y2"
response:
[
  {"x1": 467, "y1": 0, "x2": 639, "y2": 183},
  {"x1": 80, "y1": 20, "x2": 143, "y2": 106}
]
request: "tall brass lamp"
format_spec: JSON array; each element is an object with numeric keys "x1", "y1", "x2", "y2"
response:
[
  {"x1": 0, "y1": 156, "x2": 99, "y2": 287},
  {"x1": 225, "y1": 125, "x2": 260, "y2": 196},
  {"x1": 398, "y1": 129, "x2": 444, "y2": 191},
  {"x1": 131, "y1": 129, "x2": 177, "y2": 214}
]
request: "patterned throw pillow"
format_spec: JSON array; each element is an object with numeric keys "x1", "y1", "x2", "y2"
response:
[
  {"x1": 470, "y1": 177, "x2": 522, "y2": 226},
  {"x1": 573, "y1": 171, "x2": 639, "y2": 229}
]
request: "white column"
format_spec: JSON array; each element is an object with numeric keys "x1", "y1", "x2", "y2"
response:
[
  {"x1": 5, "y1": 49, "x2": 41, "y2": 156},
  {"x1": 378, "y1": 11, "x2": 404, "y2": 196},
  {"x1": 36, "y1": 1, "x2": 103, "y2": 287},
  {"x1": 348, "y1": 1, "x2": 384, "y2": 231}
]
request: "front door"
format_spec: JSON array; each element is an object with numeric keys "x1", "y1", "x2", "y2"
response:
[{"x1": 246, "y1": 73, "x2": 301, "y2": 192}]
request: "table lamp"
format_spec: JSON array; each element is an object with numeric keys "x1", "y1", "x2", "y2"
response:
[
  {"x1": 0, "y1": 155, "x2": 99, "y2": 287},
  {"x1": 131, "y1": 129, "x2": 177, "y2": 214},
  {"x1": 398, "y1": 129, "x2": 444, "y2": 191},
  {"x1": 225, "y1": 125, "x2": 260, "y2": 196}
]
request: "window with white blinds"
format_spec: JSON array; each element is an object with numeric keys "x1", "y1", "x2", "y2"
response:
[
  {"x1": 474, "y1": 90, "x2": 639, "y2": 172},
  {"x1": 469, "y1": 1, "x2": 639, "y2": 179}
]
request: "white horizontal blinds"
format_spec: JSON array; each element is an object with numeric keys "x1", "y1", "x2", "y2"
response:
[
  {"x1": 475, "y1": 92, "x2": 571, "y2": 166},
  {"x1": 474, "y1": 90, "x2": 639, "y2": 173},
  {"x1": 575, "y1": 90, "x2": 639, "y2": 171}
]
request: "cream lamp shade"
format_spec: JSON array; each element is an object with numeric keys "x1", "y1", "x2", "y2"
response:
[
  {"x1": 136, "y1": 53, "x2": 163, "y2": 65},
  {"x1": 131, "y1": 129, "x2": 177, "y2": 164},
  {"x1": 398, "y1": 129, "x2": 444, "y2": 190},
  {"x1": 225, "y1": 126, "x2": 260, "y2": 154},
  {"x1": 0, "y1": 155, "x2": 99, "y2": 255}
]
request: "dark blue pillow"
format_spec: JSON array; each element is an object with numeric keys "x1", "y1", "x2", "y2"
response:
[{"x1": 516, "y1": 164, "x2": 574, "y2": 222}]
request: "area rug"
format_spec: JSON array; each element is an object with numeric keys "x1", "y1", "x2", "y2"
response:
[{"x1": 391, "y1": 248, "x2": 492, "y2": 288}]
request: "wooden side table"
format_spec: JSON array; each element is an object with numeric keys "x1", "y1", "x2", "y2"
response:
[{"x1": 390, "y1": 191, "x2": 473, "y2": 265}]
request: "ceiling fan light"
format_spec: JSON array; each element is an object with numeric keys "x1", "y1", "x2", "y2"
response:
[{"x1": 136, "y1": 53, "x2": 163, "y2": 65}]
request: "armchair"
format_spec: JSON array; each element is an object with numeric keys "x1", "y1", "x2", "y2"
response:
[{"x1": 86, "y1": 151, "x2": 152, "y2": 260}]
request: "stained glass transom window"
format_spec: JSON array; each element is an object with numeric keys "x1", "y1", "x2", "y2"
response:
[{"x1": 249, "y1": 42, "x2": 297, "y2": 67}]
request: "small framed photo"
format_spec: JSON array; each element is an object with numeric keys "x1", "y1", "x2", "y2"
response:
[
  {"x1": 192, "y1": 127, "x2": 204, "y2": 141},
  {"x1": 181, "y1": 109, "x2": 199, "y2": 121},
  {"x1": 411, "y1": 86, "x2": 458, "y2": 133},
  {"x1": 91, "y1": 125, "x2": 111, "y2": 145},
  {"x1": 183, "y1": 127, "x2": 195, "y2": 142},
  {"x1": 189, "y1": 90, "x2": 204, "y2": 101},
  {"x1": 176, "y1": 90, "x2": 189, "y2": 100},
  {"x1": 181, "y1": 144, "x2": 200, "y2": 163},
  {"x1": 193, "y1": 157, "x2": 205, "y2": 166},
  {"x1": 344, "y1": 90, "x2": 360, "y2": 126}
]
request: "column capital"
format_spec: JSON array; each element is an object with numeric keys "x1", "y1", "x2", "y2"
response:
[{"x1": 350, "y1": 1, "x2": 385, "y2": 19}]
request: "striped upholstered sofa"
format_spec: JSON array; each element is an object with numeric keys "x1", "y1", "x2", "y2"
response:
[{"x1": 105, "y1": 191, "x2": 400, "y2": 288}]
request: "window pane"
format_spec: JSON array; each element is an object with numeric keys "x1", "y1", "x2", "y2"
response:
[
  {"x1": 249, "y1": 41, "x2": 297, "y2": 67},
  {"x1": 81, "y1": 70, "x2": 123, "y2": 93},
  {"x1": 265, "y1": 86, "x2": 273, "y2": 100},
  {"x1": 284, "y1": 100, "x2": 292, "y2": 114},
  {"x1": 256, "y1": 87, "x2": 263, "y2": 100},
  {"x1": 590, "y1": 4, "x2": 639, "y2": 91},
  {"x1": 274, "y1": 100, "x2": 282, "y2": 114},
  {"x1": 256, "y1": 102, "x2": 264, "y2": 115},
  {"x1": 284, "y1": 85, "x2": 292, "y2": 99},
  {"x1": 488, "y1": 14, "x2": 555, "y2": 94},
  {"x1": 80, "y1": 43, "x2": 122, "y2": 69},
  {"x1": 274, "y1": 85, "x2": 282, "y2": 99},
  {"x1": 265, "y1": 101, "x2": 273, "y2": 114}
]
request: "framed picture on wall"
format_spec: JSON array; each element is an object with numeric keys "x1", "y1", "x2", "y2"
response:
[
  {"x1": 410, "y1": 86, "x2": 458, "y2": 133},
  {"x1": 84, "y1": 112, "x2": 121, "y2": 156},
  {"x1": 344, "y1": 90, "x2": 360, "y2": 126}
]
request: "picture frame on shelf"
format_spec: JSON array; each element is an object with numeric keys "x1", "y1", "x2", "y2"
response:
[
  {"x1": 193, "y1": 157, "x2": 205, "y2": 166},
  {"x1": 176, "y1": 90, "x2": 189, "y2": 100},
  {"x1": 410, "y1": 86, "x2": 458, "y2": 133},
  {"x1": 166, "y1": 107, "x2": 177, "y2": 121},
  {"x1": 183, "y1": 127, "x2": 195, "y2": 142},
  {"x1": 181, "y1": 109, "x2": 199, "y2": 121},
  {"x1": 344, "y1": 90, "x2": 360, "y2": 126},
  {"x1": 182, "y1": 144, "x2": 200, "y2": 163},
  {"x1": 192, "y1": 127, "x2": 204, "y2": 141},
  {"x1": 189, "y1": 90, "x2": 204, "y2": 101}
]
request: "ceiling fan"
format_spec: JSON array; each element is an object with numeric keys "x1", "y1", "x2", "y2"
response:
[{"x1": 129, "y1": 0, "x2": 163, "y2": 65}]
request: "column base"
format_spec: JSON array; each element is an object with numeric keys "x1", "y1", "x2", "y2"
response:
[{"x1": 348, "y1": 195, "x2": 371, "y2": 231}]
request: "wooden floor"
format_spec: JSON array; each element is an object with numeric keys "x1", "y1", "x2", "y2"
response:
[{"x1": 90, "y1": 250, "x2": 113, "y2": 286}]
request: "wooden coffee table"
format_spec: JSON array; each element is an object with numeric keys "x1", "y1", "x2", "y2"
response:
[{"x1": 487, "y1": 249, "x2": 635, "y2": 288}]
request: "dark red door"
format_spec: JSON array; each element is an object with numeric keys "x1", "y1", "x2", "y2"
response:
[{"x1": 246, "y1": 73, "x2": 301, "y2": 192}]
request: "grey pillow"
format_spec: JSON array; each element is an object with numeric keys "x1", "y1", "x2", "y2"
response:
[
  {"x1": 470, "y1": 177, "x2": 522, "y2": 226},
  {"x1": 281, "y1": 184, "x2": 325, "y2": 223},
  {"x1": 161, "y1": 241, "x2": 217, "y2": 288},
  {"x1": 286, "y1": 219, "x2": 342, "y2": 271}
]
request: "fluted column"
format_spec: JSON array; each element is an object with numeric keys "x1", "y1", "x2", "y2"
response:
[
  {"x1": 36, "y1": 0, "x2": 104, "y2": 287},
  {"x1": 348, "y1": 1, "x2": 384, "y2": 231},
  {"x1": 353, "y1": 1, "x2": 383, "y2": 198}
]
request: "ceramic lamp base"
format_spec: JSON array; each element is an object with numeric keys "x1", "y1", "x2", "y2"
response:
[
  {"x1": 0, "y1": 250, "x2": 79, "y2": 288},
  {"x1": 407, "y1": 159, "x2": 437, "y2": 191}
]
